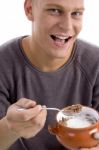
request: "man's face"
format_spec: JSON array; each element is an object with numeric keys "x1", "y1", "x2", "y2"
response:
[{"x1": 26, "y1": 0, "x2": 84, "y2": 59}]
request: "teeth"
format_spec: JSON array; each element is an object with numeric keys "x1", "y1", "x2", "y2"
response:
[{"x1": 55, "y1": 35, "x2": 69, "y2": 40}]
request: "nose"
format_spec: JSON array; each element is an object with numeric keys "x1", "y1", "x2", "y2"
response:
[{"x1": 58, "y1": 14, "x2": 73, "y2": 32}]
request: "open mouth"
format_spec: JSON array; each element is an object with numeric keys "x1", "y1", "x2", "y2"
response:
[{"x1": 51, "y1": 35, "x2": 72, "y2": 44}]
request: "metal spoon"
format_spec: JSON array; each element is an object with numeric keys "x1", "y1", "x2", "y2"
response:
[
  {"x1": 17, "y1": 106, "x2": 79, "y2": 116},
  {"x1": 17, "y1": 107, "x2": 61, "y2": 112}
]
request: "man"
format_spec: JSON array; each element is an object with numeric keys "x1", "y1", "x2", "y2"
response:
[{"x1": 0, "y1": 0, "x2": 99, "y2": 149}]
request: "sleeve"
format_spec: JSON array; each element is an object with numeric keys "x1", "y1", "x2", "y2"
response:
[
  {"x1": 0, "y1": 79, "x2": 10, "y2": 119},
  {"x1": 92, "y1": 71, "x2": 99, "y2": 111}
]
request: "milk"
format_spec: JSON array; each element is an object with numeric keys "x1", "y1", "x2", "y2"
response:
[
  {"x1": 64, "y1": 114, "x2": 96, "y2": 128},
  {"x1": 66, "y1": 117, "x2": 91, "y2": 128}
]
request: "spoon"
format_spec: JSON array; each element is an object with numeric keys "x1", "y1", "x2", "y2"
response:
[
  {"x1": 45, "y1": 107, "x2": 81, "y2": 116},
  {"x1": 17, "y1": 106, "x2": 61, "y2": 112},
  {"x1": 17, "y1": 106, "x2": 79, "y2": 116}
]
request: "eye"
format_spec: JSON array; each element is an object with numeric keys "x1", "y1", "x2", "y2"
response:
[
  {"x1": 71, "y1": 11, "x2": 83, "y2": 18},
  {"x1": 47, "y1": 8, "x2": 62, "y2": 15}
]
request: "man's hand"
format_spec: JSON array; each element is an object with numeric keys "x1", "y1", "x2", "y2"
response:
[{"x1": 4, "y1": 98, "x2": 47, "y2": 139}]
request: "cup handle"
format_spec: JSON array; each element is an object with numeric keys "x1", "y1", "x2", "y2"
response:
[
  {"x1": 93, "y1": 132, "x2": 99, "y2": 139},
  {"x1": 90, "y1": 128, "x2": 99, "y2": 140},
  {"x1": 48, "y1": 123, "x2": 59, "y2": 135}
]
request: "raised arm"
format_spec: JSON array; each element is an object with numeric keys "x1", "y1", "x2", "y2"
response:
[{"x1": 0, "y1": 98, "x2": 47, "y2": 150}]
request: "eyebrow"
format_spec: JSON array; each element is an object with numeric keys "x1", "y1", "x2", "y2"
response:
[
  {"x1": 74, "y1": 8, "x2": 85, "y2": 11},
  {"x1": 45, "y1": 4, "x2": 85, "y2": 11}
]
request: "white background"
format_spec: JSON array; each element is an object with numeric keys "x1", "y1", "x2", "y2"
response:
[{"x1": 0, "y1": 0, "x2": 99, "y2": 46}]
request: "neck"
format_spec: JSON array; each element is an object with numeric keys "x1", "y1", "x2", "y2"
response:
[{"x1": 22, "y1": 36, "x2": 74, "y2": 72}]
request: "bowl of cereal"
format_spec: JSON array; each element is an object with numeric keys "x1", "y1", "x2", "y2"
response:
[{"x1": 48, "y1": 104, "x2": 99, "y2": 149}]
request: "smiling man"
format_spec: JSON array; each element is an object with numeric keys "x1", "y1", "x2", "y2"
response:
[
  {"x1": 23, "y1": 0, "x2": 84, "y2": 72},
  {"x1": 0, "y1": 0, "x2": 99, "y2": 150}
]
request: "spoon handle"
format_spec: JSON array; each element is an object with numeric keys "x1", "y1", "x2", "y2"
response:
[
  {"x1": 17, "y1": 106, "x2": 60, "y2": 112},
  {"x1": 43, "y1": 107, "x2": 60, "y2": 112}
]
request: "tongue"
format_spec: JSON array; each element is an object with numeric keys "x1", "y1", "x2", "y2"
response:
[{"x1": 54, "y1": 38, "x2": 65, "y2": 47}]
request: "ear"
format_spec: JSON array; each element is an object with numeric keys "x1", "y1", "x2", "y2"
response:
[{"x1": 24, "y1": 0, "x2": 34, "y2": 21}]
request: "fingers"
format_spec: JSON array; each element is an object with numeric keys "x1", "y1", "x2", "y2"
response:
[
  {"x1": 32, "y1": 106, "x2": 47, "y2": 127},
  {"x1": 6, "y1": 98, "x2": 38, "y2": 121},
  {"x1": 5, "y1": 98, "x2": 47, "y2": 139},
  {"x1": 23, "y1": 106, "x2": 47, "y2": 138},
  {"x1": 15, "y1": 98, "x2": 36, "y2": 109},
  {"x1": 11, "y1": 106, "x2": 47, "y2": 138},
  {"x1": 16, "y1": 105, "x2": 43, "y2": 121},
  {"x1": 7, "y1": 98, "x2": 45, "y2": 122}
]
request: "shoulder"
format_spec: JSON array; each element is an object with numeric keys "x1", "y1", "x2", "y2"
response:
[
  {"x1": 0, "y1": 36, "x2": 25, "y2": 77},
  {"x1": 77, "y1": 39, "x2": 99, "y2": 60},
  {"x1": 76, "y1": 39, "x2": 99, "y2": 58},
  {"x1": 0, "y1": 36, "x2": 22, "y2": 56},
  {"x1": 75, "y1": 39, "x2": 99, "y2": 85},
  {"x1": 0, "y1": 36, "x2": 26, "y2": 66},
  {"x1": 75, "y1": 39, "x2": 99, "y2": 64}
]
